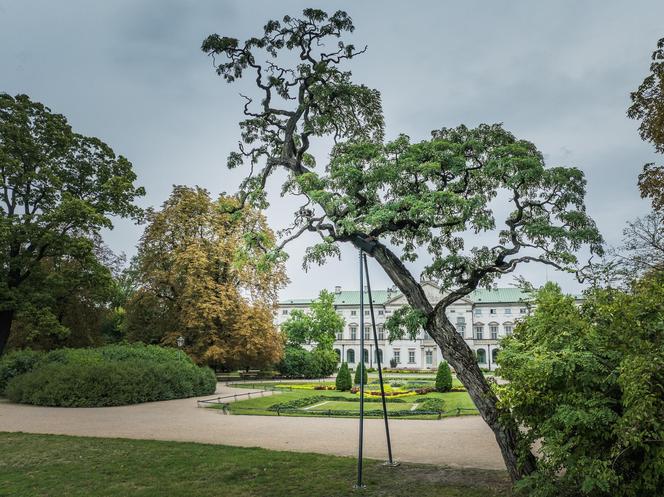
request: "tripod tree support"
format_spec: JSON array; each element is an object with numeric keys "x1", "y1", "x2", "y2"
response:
[
  {"x1": 363, "y1": 253, "x2": 397, "y2": 466},
  {"x1": 355, "y1": 249, "x2": 366, "y2": 489}
]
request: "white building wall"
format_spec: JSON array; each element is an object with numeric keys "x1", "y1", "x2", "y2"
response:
[{"x1": 276, "y1": 284, "x2": 544, "y2": 371}]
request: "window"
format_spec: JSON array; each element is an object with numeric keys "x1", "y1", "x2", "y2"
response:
[
  {"x1": 363, "y1": 348, "x2": 369, "y2": 363},
  {"x1": 351, "y1": 310, "x2": 357, "y2": 316},
  {"x1": 489, "y1": 308, "x2": 497, "y2": 315},
  {"x1": 336, "y1": 331, "x2": 343, "y2": 340},
  {"x1": 334, "y1": 349, "x2": 341, "y2": 361},
  {"x1": 425, "y1": 350, "x2": 433, "y2": 366},
  {"x1": 364, "y1": 326, "x2": 371, "y2": 340},
  {"x1": 476, "y1": 348, "x2": 486, "y2": 364},
  {"x1": 408, "y1": 350, "x2": 416, "y2": 364},
  {"x1": 449, "y1": 309, "x2": 455, "y2": 313},
  {"x1": 504, "y1": 324, "x2": 513, "y2": 335},
  {"x1": 474, "y1": 308, "x2": 482, "y2": 316},
  {"x1": 504, "y1": 308, "x2": 512, "y2": 315},
  {"x1": 378, "y1": 310, "x2": 384, "y2": 316},
  {"x1": 347, "y1": 349, "x2": 355, "y2": 363},
  {"x1": 492, "y1": 348, "x2": 499, "y2": 364},
  {"x1": 474, "y1": 325, "x2": 484, "y2": 340},
  {"x1": 457, "y1": 324, "x2": 466, "y2": 337},
  {"x1": 365, "y1": 310, "x2": 370, "y2": 316},
  {"x1": 350, "y1": 326, "x2": 357, "y2": 340},
  {"x1": 375, "y1": 349, "x2": 383, "y2": 363},
  {"x1": 282, "y1": 309, "x2": 289, "y2": 315},
  {"x1": 519, "y1": 308, "x2": 527, "y2": 314},
  {"x1": 377, "y1": 325, "x2": 384, "y2": 340},
  {"x1": 393, "y1": 350, "x2": 400, "y2": 364},
  {"x1": 490, "y1": 325, "x2": 499, "y2": 340}
]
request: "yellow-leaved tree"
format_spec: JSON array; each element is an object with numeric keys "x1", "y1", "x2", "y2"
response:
[{"x1": 126, "y1": 186, "x2": 287, "y2": 370}]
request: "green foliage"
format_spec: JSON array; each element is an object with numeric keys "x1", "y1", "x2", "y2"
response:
[
  {"x1": 435, "y1": 361, "x2": 453, "y2": 392},
  {"x1": 276, "y1": 346, "x2": 337, "y2": 378},
  {"x1": 385, "y1": 306, "x2": 429, "y2": 341},
  {"x1": 4, "y1": 344, "x2": 216, "y2": 407},
  {"x1": 498, "y1": 278, "x2": 664, "y2": 497},
  {"x1": 0, "y1": 349, "x2": 45, "y2": 394},
  {"x1": 281, "y1": 290, "x2": 344, "y2": 350},
  {"x1": 335, "y1": 362, "x2": 352, "y2": 391},
  {"x1": 414, "y1": 397, "x2": 445, "y2": 412},
  {"x1": 353, "y1": 362, "x2": 368, "y2": 385},
  {"x1": 0, "y1": 93, "x2": 144, "y2": 354}
]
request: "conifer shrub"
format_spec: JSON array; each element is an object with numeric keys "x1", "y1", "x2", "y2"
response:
[{"x1": 435, "y1": 361, "x2": 453, "y2": 392}]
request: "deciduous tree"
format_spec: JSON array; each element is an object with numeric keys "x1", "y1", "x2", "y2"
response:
[
  {"x1": 127, "y1": 186, "x2": 287, "y2": 370},
  {"x1": 629, "y1": 36, "x2": 664, "y2": 212},
  {"x1": 202, "y1": 9, "x2": 603, "y2": 481},
  {"x1": 0, "y1": 94, "x2": 144, "y2": 355}
]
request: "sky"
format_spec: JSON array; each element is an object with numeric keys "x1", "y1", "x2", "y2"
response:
[{"x1": 2, "y1": 0, "x2": 662, "y2": 300}]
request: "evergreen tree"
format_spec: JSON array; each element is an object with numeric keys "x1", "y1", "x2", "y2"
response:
[
  {"x1": 335, "y1": 362, "x2": 352, "y2": 391},
  {"x1": 435, "y1": 361, "x2": 453, "y2": 392},
  {"x1": 353, "y1": 362, "x2": 368, "y2": 386}
]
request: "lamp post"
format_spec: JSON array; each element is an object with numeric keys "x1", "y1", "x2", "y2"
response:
[{"x1": 176, "y1": 335, "x2": 185, "y2": 360}]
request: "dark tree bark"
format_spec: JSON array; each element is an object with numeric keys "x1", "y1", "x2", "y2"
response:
[
  {"x1": 367, "y1": 238, "x2": 537, "y2": 482},
  {"x1": 0, "y1": 309, "x2": 14, "y2": 356}
]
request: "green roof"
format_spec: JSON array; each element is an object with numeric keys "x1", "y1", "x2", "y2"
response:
[
  {"x1": 279, "y1": 290, "x2": 396, "y2": 306},
  {"x1": 467, "y1": 288, "x2": 531, "y2": 303}
]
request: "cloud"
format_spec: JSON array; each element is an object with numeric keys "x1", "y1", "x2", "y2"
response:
[{"x1": 1, "y1": 0, "x2": 662, "y2": 298}]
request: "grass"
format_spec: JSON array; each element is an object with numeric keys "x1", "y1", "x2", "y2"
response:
[
  {"x1": 0, "y1": 432, "x2": 510, "y2": 497},
  {"x1": 220, "y1": 389, "x2": 477, "y2": 419}
]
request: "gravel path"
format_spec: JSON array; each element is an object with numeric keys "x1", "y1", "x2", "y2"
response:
[{"x1": 0, "y1": 383, "x2": 505, "y2": 470}]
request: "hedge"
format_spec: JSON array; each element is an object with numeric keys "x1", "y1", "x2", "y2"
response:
[{"x1": 3, "y1": 344, "x2": 216, "y2": 407}]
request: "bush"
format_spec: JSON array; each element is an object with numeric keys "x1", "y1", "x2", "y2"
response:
[
  {"x1": 0, "y1": 349, "x2": 45, "y2": 395},
  {"x1": 335, "y1": 362, "x2": 352, "y2": 391},
  {"x1": 353, "y1": 363, "x2": 368, "y2": 385},
  {"x1": 435, "y1": 361, "x2": 453, "y2": 392},
  {"x1": 4, "y1": 344, "x2": 216, "y2": 407},
  {"x1": 389, "y1": 358, "x2": 397, "y2": 368},
  {"x1": 276, "y1": 346, "x2": 337, "y2": 378}
]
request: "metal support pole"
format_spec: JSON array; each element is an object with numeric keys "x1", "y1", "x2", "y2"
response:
[
  {"x1": 355, "y1": 249, "x2": 366, "y2": 489},
  {"x1": 363, "y1": 253, "x2": 397, "y2": 466}
]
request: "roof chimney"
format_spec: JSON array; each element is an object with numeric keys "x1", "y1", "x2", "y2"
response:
[{"x1": 334, "y1": 285, "x2": 342, "y2": 294}]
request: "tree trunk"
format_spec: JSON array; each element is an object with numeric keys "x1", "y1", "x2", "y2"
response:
[
  {"x1": 429, "y1": 313, "x2": 537, "y2": 482},
  {"x1": 365, "y1": 240, "x2": 537, "y2": 483},
  {"x1": 0, "y1": 309, "x2": 14, "y2": 357}
]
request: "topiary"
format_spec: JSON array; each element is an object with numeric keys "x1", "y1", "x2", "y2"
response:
[
  {"x1": 335, "y1": 362, "x2": 352, "y2": 391},
  {"x1": 435, "y1": 361, "x2": 453, "y2": 392},
  {"x1": 353, "y1": 362, "x2": 368, "y2": 386}
]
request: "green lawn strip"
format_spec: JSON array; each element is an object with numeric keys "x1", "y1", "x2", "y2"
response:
[
  {"x1": 221, "y1": 389, "x2": 477, "y2": 418},
  {"x1": 0, "y1": 432, "x2": 509, "y2": 497}
]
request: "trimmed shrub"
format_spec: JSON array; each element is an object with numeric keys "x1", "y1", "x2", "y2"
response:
[
  {"x1": 353, "y1": 363, "x2": 368, "y2": 385},
  {"x1": 4, "y1": 344, "x2": 216, "y2": 407},
  {"x1": 435, "y1": 361, "x2": 453, "y2": 392},
  {"x1": 0, "y1": 349, "x2": 45, "y2": 395},
  {"x1": 335, "y1": 362, "x2": 352, "y2": 391}
]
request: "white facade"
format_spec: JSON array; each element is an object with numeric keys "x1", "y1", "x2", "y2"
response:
[{"x1": 276, "y1": 282, "x2": 551, "y2": 371}]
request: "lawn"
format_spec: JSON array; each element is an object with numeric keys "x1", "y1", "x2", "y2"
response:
[
  {"x1": 0, "y1": 432, "x2": 510, "y2": 497},
  {"x1": 220, "y1": 388, "x2": 477, "y2": 419}
]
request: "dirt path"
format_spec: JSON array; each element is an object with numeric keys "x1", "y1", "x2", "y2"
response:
[{"x1": 0, "y1": 383, "x2": 505, "y2": 471}]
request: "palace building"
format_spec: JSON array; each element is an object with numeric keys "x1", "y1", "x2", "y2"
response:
[{"x1": 277, "y1": 282, "x2": 582, "y2": 371}]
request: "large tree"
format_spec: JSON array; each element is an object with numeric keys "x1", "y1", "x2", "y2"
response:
[
  {"x1": 126, "y1": 186, "x2": 287, "y2": 370},
  {"x1": 201, "y1": 10, "x2": 603, "y2": 481},
  {"x1": 0, "y1": 94, "x2": 144, "y2": 355},
  {"x1": 629, "y1": 36, "x2": 664, "y2": 212}
]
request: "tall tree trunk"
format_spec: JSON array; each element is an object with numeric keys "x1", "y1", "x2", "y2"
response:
[
  {"x1": 0, "y1": 309, "x2": 14, "y2": 356},
  {"x1": 367, "y1": 241, "x2": 536, "y2": 483},
  {"x1": 428, "y1": 313, "x2": 537, "y2": 482}
]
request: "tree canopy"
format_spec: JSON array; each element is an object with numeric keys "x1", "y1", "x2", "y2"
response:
[
  {"x1": 629, "y1": 36, "x2": 664, "y2": 212},
  {"x1": 0, "y1": 93, "x2": 144, "y2": 355},
  {"x1": 202, "y1": 8, "x2": 603, "y2": 482},
  {"x1": 126, "y1": 186, "x2": 287, "y2": 370},
  {"x1": 281, "y1": 289, "x2": 344, "y2": 349}
]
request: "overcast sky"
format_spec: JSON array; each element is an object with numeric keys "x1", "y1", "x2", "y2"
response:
[{"x1": 2, "y1": 1, "x2": 662, "y2": 299}]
